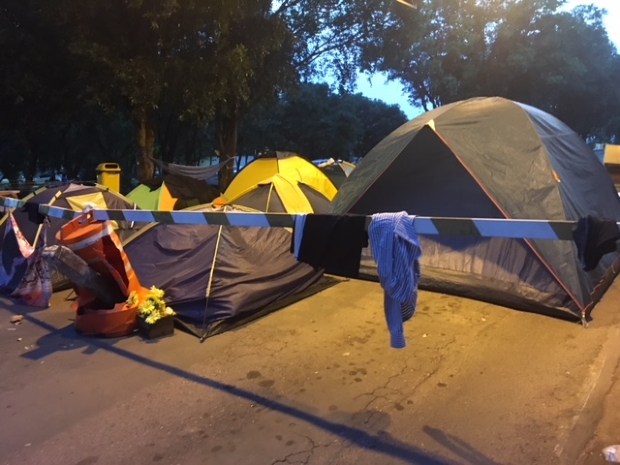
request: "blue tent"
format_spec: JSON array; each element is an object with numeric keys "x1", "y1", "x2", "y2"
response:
[{"x1": 123, "y1": 205, "x2": 335, "y2": 339}]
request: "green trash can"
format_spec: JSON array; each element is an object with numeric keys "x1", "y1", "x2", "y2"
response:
[{"x1": 96, "y1": 163, "x2": 121, "y2": 193}]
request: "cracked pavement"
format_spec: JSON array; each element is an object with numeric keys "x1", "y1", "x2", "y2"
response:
[{"x1": 1, "y1": 278, "x2": 620, "y2": 465}]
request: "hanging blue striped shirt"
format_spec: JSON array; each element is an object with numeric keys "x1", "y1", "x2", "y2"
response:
[{"x1": 369, "y1": 212, "x2": 422, "y2": 349}]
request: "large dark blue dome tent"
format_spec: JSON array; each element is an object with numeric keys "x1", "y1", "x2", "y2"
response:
[{"x1": 332, "y1": 97, "x2": 620, "y2": 319}]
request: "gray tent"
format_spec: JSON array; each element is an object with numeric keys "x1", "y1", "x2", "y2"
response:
[
  {"x1": 332, "y1": 97, "x2": 620, "y2": 319},
  {"x1": 123, "y1": 205, "x2": 335, "y2": 338}
]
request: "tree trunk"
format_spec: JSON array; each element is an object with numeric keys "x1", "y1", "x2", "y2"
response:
[
  {"x1": 160, "y1": 114, "x2": 178, "y2": 163},
  {"x1": 135, "y1": 108, "x2": 155, "y2": 183},
  {"x1": 217, "y1": 114, "x2": 238, "y2": 192},
  {"x1": 60, "y1": 126, "x2": 78, "y2": 180},
  {"x1": 25, "y1": 129, "x2": 40, "y2": 181},
  {"x1": 185, "y1": 126, "x2": 198, "y2": 165}
]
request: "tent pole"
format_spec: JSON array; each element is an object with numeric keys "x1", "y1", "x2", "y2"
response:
[
  {"x1": 32, "y1": 225, "x2": 44, "y2": 252},
  {"x1": 200, "y1": 224, "x2": 224, "y2": 343},
  {"x1": 266, "y1": 184, "x2": 274, "y2": 212},
  {"x1": 32, "y1": 191, "x2": 62, "y2": 248}
]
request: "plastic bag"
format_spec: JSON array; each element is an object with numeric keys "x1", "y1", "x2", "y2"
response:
[
  {"x1": 11, "y1": 226, "x2": 52, "y2": 308},
  {"x1": 603, "y1": 445, "x2": 620, "y2": 463},
  {"x1": 0, "y1": 213, "x2": 35, "y2": 292}
]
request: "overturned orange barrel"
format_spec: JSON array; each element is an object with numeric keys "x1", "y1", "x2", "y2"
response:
[{"x1": 57, "y1": 212, "x2": 144, "y2": 337}]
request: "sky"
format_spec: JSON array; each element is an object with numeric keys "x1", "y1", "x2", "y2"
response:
[{"x1": 356, "y1": 0, "x2": 620, "y2": 119}]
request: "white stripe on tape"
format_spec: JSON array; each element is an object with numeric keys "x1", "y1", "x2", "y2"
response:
[
  {"x1": 171, "y1": 211, "x2": 207, "y2": 225},
  {"x1": 0, "y1": 198, "x2": 25, "y2": 209},
  {"x1": 412, "y1": 218, "x2": 440, "y2": 235},
  {"x1": 44, "y1": 207, "x2": 78, "y2": 219},
  {"x1": 473, "y1": 219, "x2": 565, "y2": 240},
  {"x1": 97, "y1": 210, "x2": 155, "y2": 223},
  {"x1": 225, "y1": 213, "x2": 274, "y2": 227}
]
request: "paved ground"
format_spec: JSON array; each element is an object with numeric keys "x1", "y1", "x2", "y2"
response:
[{"x1": 1, "y1": 278, "x2": 620, "y2": 465}]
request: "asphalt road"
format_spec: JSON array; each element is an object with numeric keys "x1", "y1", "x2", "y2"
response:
[{"x1": 1, "y1": 278, "x2": 620, "y2": 465}]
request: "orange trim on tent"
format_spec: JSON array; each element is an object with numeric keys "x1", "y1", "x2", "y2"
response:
[{"x1": 431, "y1": 129, "x2": 585, "y2": 314}]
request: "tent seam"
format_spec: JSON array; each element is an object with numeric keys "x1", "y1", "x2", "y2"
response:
[
  {"x1": 512, "y1": 103, "x2": 585, "y2": 312},
  {"x1": 344, "y1": 129, "x2": 425, "y2": 213},
  {"x1": 433, "y1": 126, "x2": 585, "y2": 314}
]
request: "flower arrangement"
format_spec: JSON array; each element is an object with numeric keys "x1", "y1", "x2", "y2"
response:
[{"x1": 128, "y1": 286, "x2": 176, "y2": 325}]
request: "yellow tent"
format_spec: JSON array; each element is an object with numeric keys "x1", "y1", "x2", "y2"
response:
[
  {"x1": 65, "y1": 191, "x2": 114, "y2": 212},
  {"x1": 219, "y1": 174, "x2": 331, "y2": 214},
  {"x1": 224, "y1": 151, "x2": 338, "y2": 202}
]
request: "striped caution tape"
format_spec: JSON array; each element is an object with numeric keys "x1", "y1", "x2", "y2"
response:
[
  {"x1": 0, "y1": 197, "x2": 26, "y2": 210},
  {"x1": 413, "y1": 217, "x2": 576, "y2": 240},
  {"x1": 0, "y1": 198, "x2": 295, "y2": 227},
  {"x1": 35, "y1": 204, "x2": 580, "y2": 239},
  {"x1": 0, "y1": 196, "x2": 615, "y2": 240},
  {"x1": 45, "y1": 206, "x2": 297, "y2": 228}
]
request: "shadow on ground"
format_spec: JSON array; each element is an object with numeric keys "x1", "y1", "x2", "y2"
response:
[
  {"x1": 15, "y1": 312, "x2": 497, "y2": 465},
  {"x1": 423, "y1": 426, "x2": 502, "y2": 465}
]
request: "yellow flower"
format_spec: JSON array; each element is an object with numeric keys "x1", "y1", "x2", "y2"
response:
[
  {"x1": 126, "y1": 291, "x2": 138, "y2": 307},
  {"x1": 138, "y1": 286, "x2": 175, "y2": 324},
  {"x1": 139, "y1": 301, "x2": 155, "y2": 316},
  {"x1": 149, "y1": 286, "x2": 165, "y2": 300}
]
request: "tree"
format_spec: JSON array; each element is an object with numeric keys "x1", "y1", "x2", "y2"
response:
[
  {"x1": 207, "y1": 0, "x2": 384, "y2": 188},
  {"x1": 346, "y1": 93, "x2": 408, "y2": 157},
  {"x1": 3, "y1": 0, "x2": 398, "y2": 189},
  {"x1": 274, "y1": 83, "x2": 363, "y2": 160},
  {"x1": 0, "y1": 0, "x2": 83, "y2": 180},
  {"x1": 207, "y1": 1, "x2": 298, "y2": 189},
  {"x1": 365, "y1": 0, "x2": 620, "y2": 139},
  {"x1": 239, "y1": 82, "x2": 407, "y2": 160},
  {"x1": 209, "y1": 0, "x2": 398, "y2": 189},
  {"x1": 48, "y1": 0, "x2": 247, "y2": 183},
  {"x1": 489, "y1": 5, "x2": 620, "y2": 139}
]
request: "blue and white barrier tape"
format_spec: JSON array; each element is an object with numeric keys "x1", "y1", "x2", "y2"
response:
[
  {"x1": 0, "y1": 197, "x2": 614, "y2": 240},
  {"x1": 0, "y1": 197, "x2": 24, "y2": 210}
]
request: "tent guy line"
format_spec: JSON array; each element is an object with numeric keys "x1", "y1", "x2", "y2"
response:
[{"x1": 0, "y1": 196, "x2": 606, "y2": 241}]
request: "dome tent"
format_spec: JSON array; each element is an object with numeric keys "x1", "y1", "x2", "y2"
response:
[
  {"x1": 223, "y1": 151, "x2": 338, "y2": 203},
  {"x1": 122, "y1": 204, "x2": 337, "y2": 339},
  {"x1": 332, "y1": 97, "x2": 620, "y2": 319},
  {"x1": 127, "y1": 173, "x2": 220, "y2": 210},
  {"x1": 0, "y1": 182, "x2": 140, "y2": 292},
  {"x1": 0, "y1": 182, "x2": 139, "y2": 247},
  {"x1": 315, "y1": 159, "x2": 356, "y2": 188},
  {"x1": 221, "y1": 174, "x2": 331, "y2": 214}
]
